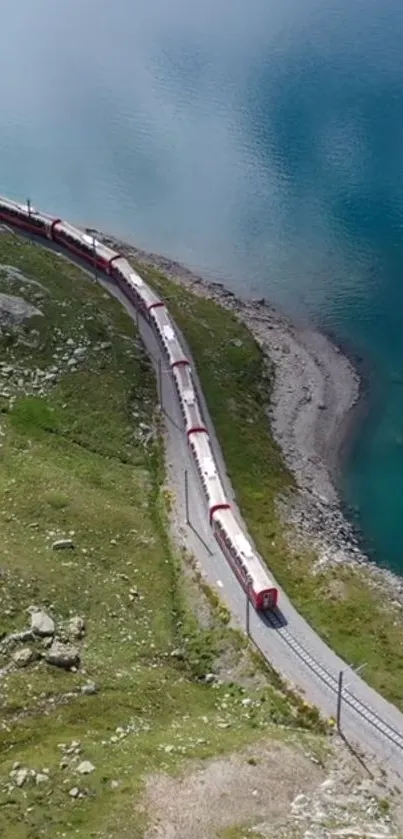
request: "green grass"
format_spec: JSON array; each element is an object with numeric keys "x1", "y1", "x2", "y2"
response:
[
  {"x1": 0, "y1": 233, "x2": 326, "y2": 839},
  {"x1": 133, "y1": 259, "x2": 403, "y2": 713}
]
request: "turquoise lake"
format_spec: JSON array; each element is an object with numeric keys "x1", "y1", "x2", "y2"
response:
[{"x1": 1, "y1": 0, "x2": 403, "y2": 571}]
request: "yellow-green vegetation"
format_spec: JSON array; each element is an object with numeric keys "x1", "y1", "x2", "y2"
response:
[
  {"x1": 0, "y1": 233, "x2": 325, "y2": 839},
  {"x1": 137, "y1": 260, "x2": 403, "y2": 713}
]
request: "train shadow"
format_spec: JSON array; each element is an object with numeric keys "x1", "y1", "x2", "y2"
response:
[{"x1": 259, "y1": 606, "x2": 288, "y2": 629}]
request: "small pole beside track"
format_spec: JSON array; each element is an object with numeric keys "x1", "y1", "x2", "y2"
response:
[
  {"x1": 27, "y1": 198, "x2": 31, "y2": 217},
  {"x1": 336, "y1": 670, "x2": 343, "y2": 731},
  {"x1": 336, "y1": 661, "x2": 366, "y2": 732},
  {"x1": 246, "y1": 582, "x2": 251, "y2": 638},
  {"x1": 184, "y1": 469, "x2": 190, "y2": 524}
]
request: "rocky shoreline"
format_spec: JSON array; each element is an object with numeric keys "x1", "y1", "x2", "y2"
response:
[{"x1": 95, "y1": 232, "x2": 403, "y2": 603}]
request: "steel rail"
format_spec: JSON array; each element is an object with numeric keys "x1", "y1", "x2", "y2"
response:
[{"x1": 264, "y1": 611, "x2": 403, "y2": 751}]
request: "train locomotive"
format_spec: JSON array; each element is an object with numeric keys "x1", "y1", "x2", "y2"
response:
[{"x1": 0, "y1": 194, "x2": 278, "y2": 612}]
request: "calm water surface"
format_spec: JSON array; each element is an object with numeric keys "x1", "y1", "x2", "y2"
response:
[{"x1": 2, "y1": 0, "x2": 403, "y2": 570}]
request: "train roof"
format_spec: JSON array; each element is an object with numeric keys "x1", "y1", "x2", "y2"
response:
[
  {"x1": 56, "y1": 220, "x2": 85, "y2": 238},
  {"x1": 173, "y1": 366, "x2": 205, "y2": 429},
  {"x1": 152, "y1": 307, "x2": 187, "y2": 364},
  {"x1": 190, "y1": 433, "x2": 228, "y2": 506},
  {"x1": 214, "y1": 507, "x2": 275, "y2": 592},
  {"x1": 114, "y1": 260, "x2": 162, "y2": 309},
  {"x1": 0, "y1": 196, "x2": 38, "y2": 214},
  {"x1": 82, "y1": 232, "x2": 117, "y2": 261},
  {"x1": 173, "y1": 363, "x2": 193, "y2": 388}
]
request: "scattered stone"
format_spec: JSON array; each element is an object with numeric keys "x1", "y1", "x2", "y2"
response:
[
  {"x1": 67, "y1": 615, "x2": 86, "y2": 639},
  {"x1": 45, "y1": 640, "x2": 80, "y2": 670},
  {"x1": 69, "y1": 787, "x2": 80, "y2": 798},
  {"x1": 11, "y1": 647, "x2": 35, "y2": 668},
  {"x1": 76, "y1": 761, "x2": 95, "y2": 775},
  {"x1": 1, "y1": 628, "x2": 34, "y2": 648},
  {"x1": 52, "y1": 539, "x2": 74, "y2": 550},
  {"x1": 30, "y1": 610, "x2": 55, "y2": 637},
  {"x1": 35, "y1": 773, "x2": 49, "y2": 784},
  {"x1": 81, "y1": 681, "x2": 98, "y2": 696},
  {"x1": 15, "y1": 768, "x2": 29, "y2": 788},
  {"x1": 170, "y1": 648, "x2": 185, "y2": 660}
]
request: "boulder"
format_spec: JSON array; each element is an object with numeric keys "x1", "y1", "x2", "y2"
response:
[
  {"x1": 11, "y1": 647, "x2": 35, "y2": 668},
  {"x1": 31, "y1": 610, "x2": 55, "y2": 637},
  {"x1": 46, "y1": 640, "x2": 80, "y2": 670},
  {"x1": 76, "y1": 760, "x2": 95, "y2": 775}
]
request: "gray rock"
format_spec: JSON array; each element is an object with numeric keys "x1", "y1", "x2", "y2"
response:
[
  {"x1": 31, "y1": 610, "x2": 55, "y2": 637},
  {"x1": 35, "y1": 773, "x2": 49, "y2": 784},
  {"x1": 69, "y1": 787, "x2": 80, "y2": 798},
  {"x1": 67, "y1": 615, "x2": 85, "y2": 639},
  {"x1": 81, "y1": 681, "x2": 98, "y2": 696},
  {"x1": 2, "y1": 628, "x2": 34, "y2": 648},
  {"x1": 15, "y1": 768, "x2": 29, "y2": 787},
  {"x1": 11, "y1": 647, "x2": 35, "y2": 668},
  {"x1": 46, "y1": 640, "x2": 80, "y2": 670},
  {"x1": 52, "y1": 539, "x2": 74, "y2": 550},
  {"x1": 76, "y1": 760, "x2": 95, "y2": 775}
]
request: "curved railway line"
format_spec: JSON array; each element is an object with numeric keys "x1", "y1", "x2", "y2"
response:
[
  {"x1": 265, "y1": 610, "x2": 403, "y2": 753},
  {"x1": 1, "y1": 195, "x2": 403, "y2": 779}
]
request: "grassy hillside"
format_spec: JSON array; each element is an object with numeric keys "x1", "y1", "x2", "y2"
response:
[
  {"x1": 136, "y1": 259, "x2": 403, "y2": 713},
  {"x1": 0, "y1": 233, "x2": 325, "y2": 839}
]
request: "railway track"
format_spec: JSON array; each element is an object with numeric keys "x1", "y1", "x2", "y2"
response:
[
  {"x1": 2, "y1": 213, "x2": 403, "y2": 772},
  {"x1": 265, "y1": 610, "x2": 403, "y2": 753}
]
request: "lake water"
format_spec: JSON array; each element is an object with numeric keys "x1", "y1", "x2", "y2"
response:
[{"x1": 2, "y1": 0, "x2": 403, "y2": 571}]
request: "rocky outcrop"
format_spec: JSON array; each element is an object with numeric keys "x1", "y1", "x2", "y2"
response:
[{"x1": 45, "y1": 640, "x2": 80, "y2": 670}]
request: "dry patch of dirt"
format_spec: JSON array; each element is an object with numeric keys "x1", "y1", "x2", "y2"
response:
[{"x1": 143, "y1": 739, "x2": 324, "y2": 838}]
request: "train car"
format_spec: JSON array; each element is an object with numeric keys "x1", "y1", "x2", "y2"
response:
[
  {"x1": 0, "y1": 196, "x2": 58, "y2": 238},
  {"x1": 150, "y1": 306, "x2": 189, "y2": 368},
  {"x1": 51, "y1": 220, "x2": 94, "y2": 262},
  {"x1": 211, "y1": 507, "x2": 278, "y2": 610},
  {"x1": 172, "y1": 363, "x2": 207, "y2": 438},
  {"x1": 188, "y1": 431, "x2": 230, "y2": 522},
  {"x1": 51, "y1": 222, "x2": 121, "y2": 275},
  {"x1": 81, "y1": 233, "x2": 121, "y2": 275},
  {"x1": 112, "y1": 259, "x2": 164, "y2": 319}
]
